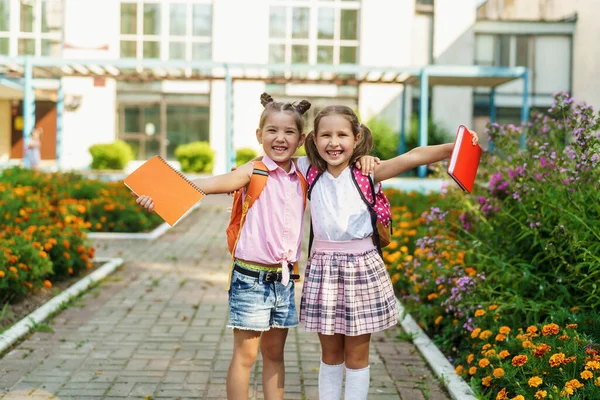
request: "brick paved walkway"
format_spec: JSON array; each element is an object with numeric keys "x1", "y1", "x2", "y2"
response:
[{"x1": 0, "y1": 195, "x2": 450, "y2": 400}]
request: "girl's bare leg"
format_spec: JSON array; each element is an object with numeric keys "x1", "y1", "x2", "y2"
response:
[
  {"x1": 227, "y1": 329, "x2": 261, "y2": 400},
  {"x1": 260, "y1": 328, "x2": 289, "y2": 400}
]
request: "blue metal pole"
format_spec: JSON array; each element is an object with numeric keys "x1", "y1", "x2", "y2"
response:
[
  {"x1": 23, "y1": 56, "x2": 35, "y2": 168},
  {"x1": 56, "y1": 80, "x2": 64, "y2": 170},
  {"x1": 488, "y1": 87, "x2": 496, "y2": 152},
  {"x1": 520, "y1": 69, "x2": 529, "y2": 150},
  {"x1": 398, "y1": 85, "x2": 407, "y2": 156},
  {"x1": 417, "y1": 69, "x2": 429, "y2": 178},
  {"x1": 225, "y1": 64, "x2": 234, "y2": 172}
]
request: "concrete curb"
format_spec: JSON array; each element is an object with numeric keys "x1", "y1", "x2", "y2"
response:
[
  {"x1": 88, "y1": 202, "x2": 202, "y2": 240},
  {"x1": 396, "y1": 298, "x2": 478, "y2": 400},
  {"x1": 0, "y1": 257, "x2": 124, "y2": 355}
]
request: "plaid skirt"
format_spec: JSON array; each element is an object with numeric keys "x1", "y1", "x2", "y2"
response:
[{"x1": 299, "y1": 239, "x2": 398, "y2": 336}]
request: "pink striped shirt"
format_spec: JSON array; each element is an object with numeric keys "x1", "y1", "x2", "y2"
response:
[{"x1": 234, "y1": 155, "x2": 305, "y2": 266}]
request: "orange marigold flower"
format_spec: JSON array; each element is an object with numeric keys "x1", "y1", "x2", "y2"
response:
[
  {"x1": 44, "y1": 242, "x2": 53, "y2": 251},
  {"x1": 475, "y1": 309, "x2": 486, "y2": 317},
  {"x1": 482, "y1": 376, "x2": 492, "y2": 387},
  {"x1": 528, "y1": 376, "x2": 543, "y2": 387},
  {"x1": 566, "y1": 323, "x2": 578, "y2": 329},
  {"x1": 484, "y1": 349, "x2": 497, "y2": 358},
  {"x1": 482, "y1": 344, "x2": 492, "y2": 350},
  {"x1": 63, "y1": 240, "x2": 71, "y2": 249},
  {"x1": 569, "y1": 307, "x2": 579, "y2": 312},
  {"x1": 469, "y1": 366, "x2": 477, "y2": 375},
  {"x1": 32, "y1": 241, "x2": 41, "y2": 249},
  {"x1": 24, "y1": 281, "x2": 33, "y2": 290},
  {"x1": 512, "y1": 355, "x2": 528, "y2": 367},
  {"x1": 480, "y1": 330, "x2": 493, "y2": 340},
  {"x1": 527, "y1": 326, "x2": 538, "y2": 334},
  {"x1": 488, "y1": 304, "x2": 499, "y2": 311},
  {"x1": 565, "y1": 356, "x2": 577, "y2": 364},
  {"x1": 581, "y1": 370, "x2": 593, "y2": 380},
  {"x1": 512, "y1": 396, "x2": 524, "y2": 400},
  {"x1": 534, "y1": 343, "x2": 552, "y2": 358},
  {"x1": 63, "y1": 252, "x2": 71, "y2": 260},
  {"x1": 471, "y1": 328, "x2": 482, "y2": 339},
  {"x1": 558, "y1": 335, "x2": 570, "y2": 341},
  {"x1": 595, "y1": 377, "x2": 600, "y2": 387},
  {"x1": 0, "y1": 271, "x2": 5, "y2": 278},
  {"x1": 565, "y1": 379, "x2": 584, "y2": 390},
  {"x1": 427, "y1": 293, "x2": 438, "y2": 301},
  {"x1": 479, "y1": 358, "x2": 490, "y2": 368},
  {"x1": 535, "y1": 390, "x2": 547, "y2": 399},
  {"x1": 496, "y1": 334, "x2": 506, "y2": 342},
  {"x1": 467, "y1": 354, "x2": 474, "y2": 364},
  {"x1": 9, "y1": 266, "x2": 18, "y2": 274},
  {"x1": 67, "y1": 267, "x2": 73, "y2": 275},
  {"x1": 43, "y1": 280, "x2": 52, "y2": 288},
  {"x1": 586, "y1": 361, "x2": 600, "y2": 370},
  {"x1": 455, "y1": 365, "x2": 463, "y2": 375},
  {"x1": 493, "y1": 368, "x2": 505, "y2": 378},
  {"x1": 435, "y1": 316, "x2": 443, "y2": 325},
  {"x1": 549, "y1": 353, "x2": 566, "y2": 367},
  {"x1": 522, "y1": 340, "x2": 535, "y2": 348},
  {"x1": 496, "y1": 388, "x2": 508, "y2": 400},
  {"x1": 499, "y1": 350, "x2": 510, "y2": 359},
  {"x1": 542, "y1": 323, "x2": 559, "y2": 336},
  {"x1": 465, "y1": 267, "x2": 477, "y2": 276},
  {"x1": 499, "y1": 326, "x2": 511, "y2": 335},
  {"x1": 39, "y1": 251, "x2": 47, "y2": 258}
]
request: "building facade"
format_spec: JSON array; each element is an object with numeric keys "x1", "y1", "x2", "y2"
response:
[{"x1": 0, "y1": 0, "x2": 596, "y2": 173}]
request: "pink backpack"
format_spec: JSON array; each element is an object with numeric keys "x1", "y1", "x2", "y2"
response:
[{"x1": 306, "y1": 165, "x2": 392, "y2": 255}]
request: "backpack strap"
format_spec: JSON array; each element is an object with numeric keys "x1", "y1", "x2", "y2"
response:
[
  {"x1": 350, "y1": 166, "x2": 383, "y2": 256},
  {"x1": 227, "y1": 161, "x2": 269, "y2": 289},
  {"x1": 306, "y1": 164, "x2": 324, "y2": 257}
]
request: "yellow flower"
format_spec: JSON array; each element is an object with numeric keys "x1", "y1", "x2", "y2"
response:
[
  {"x1": 528, "y1": 376, "x2": 543, "y2": 387},
  {"x1": 496, "y1": 334, "x2": 506, "y2": 342},
  {"x1": 549, "y1": 353, "x2": 565, "y2": 367},
  {"x1": 455, "y1": 365, "x2": 463, "y2": 375},
  {"x1": 496, "y1": 388, "x2": 508, "y2": 400},
  {"x1": 480, "y1": 330, "x2": 493, "y2": 340},
  {"x1": 484, "y1": 349, "x2": 497, "y2": 358},
  {"x1": 581, "y1": 370, "x2": 593, "y2": 380},
  {"x1": 479, "y1": 358, "x2": 490, "y2": 368},
  {"x1": 566, "y1": 323, "x2": 578, "y2": 329},
  {"x1": 595, "y1": 377, "x2": 600, "y2": 387},
  {"x1": 481, "y1": 376, "x2": 492, "y2": 387},
  {"x1": 512, "y1": 396, "x2": 524, "y2": 400},
  {"x1": 468, "y1": 366, "x2": 477, "y2": 375},
  {"x1": 482, "y1": 343, "x2": 492, "y2": 351},
  {"x1": 535, "y1": 390, "x2": 547, "y2": 399},
  {"x1": 43, "y1": 280, "x2": 52, "y2": 288},
  {"x1": 475, "y1": 309, "x2": 486, "y2": 317},
  {"x1": 542, "y1": 323, "x2": 559, "y2": 336},
  {"x1": 471, "y1": 328, "x2": 482, "y2": 339},
  {"x1": 527, "y1": 326, "x2": 538, "y2": 335},
  {"x1": 9, "y1": 266, "x2": 18, "y2": 274},
  {"x1": 0, "y1": 271, "x2": 4, "y2": 278},
  {"x1": 586, "y1": 360, "x2": 600, "y2": 370},
  {"x1": 493, "y1": 368, "x2": 505, "y2": 378},
  {"x1": 499, "y1": 350, "x2": 510, "y2": 359},
  {"x1": 467, "y1": 354, "x2": 474, "y2": 364},
  {"x1": 488, "y1": 304, "x2": 499, "y2": 311},
  {"x1": 522, "y1": 340, "x2": 535, "y2": 348}
]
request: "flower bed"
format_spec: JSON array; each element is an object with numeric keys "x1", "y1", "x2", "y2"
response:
[
  {"x1": 384, "y1": 93, "x2": 600, "y2": 399},
  {"x1": 0, "y1": 168, "x2": 162, "y2": 302}
]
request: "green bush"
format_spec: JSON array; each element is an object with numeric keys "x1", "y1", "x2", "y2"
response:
[
  {"x1": 89, "y1": 141, "x2": 134, "y2": 170},
  {"x1": 367, "y1": 118, "x2": 398, "y2": 161},
  {"x1": 405, "y1": 115, "x2": 451, "y2": 151},
  {"x1": 175, "y1": 141, "x2": 215, "y2": 173},
  {"x1": 236, "y1": 147, "x2": 258, "y2": 166}
]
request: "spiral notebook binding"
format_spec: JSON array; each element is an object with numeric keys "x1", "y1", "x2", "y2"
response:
[{"x1": 156, "y1": 155, "x2": 206, "y2": 196}]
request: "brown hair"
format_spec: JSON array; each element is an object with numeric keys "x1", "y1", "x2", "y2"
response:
[
  {"x1": 258, "y1": 92, "x2": 311, "y2": 134},
  {"x1": 305, "y1": 105, "x2": 373, "y2": 172}
]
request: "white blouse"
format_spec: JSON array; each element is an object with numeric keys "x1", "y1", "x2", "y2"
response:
[{"x1": 297, "y1": 157, "x2": 373, "y2": 241}]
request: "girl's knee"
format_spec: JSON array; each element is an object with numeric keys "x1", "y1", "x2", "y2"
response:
[
  {"x1": 344, "y1": 351, "x2": 369, "y2": 369},
  {"x1": 261, "y1": 345, "x2": 285, "y2": 363},
  {"x1": 322, "y1": 348, "x2": 344, "y2": 365},
  {"x1": 233, "y1": 345, "x2": 259, "y2": 368}
]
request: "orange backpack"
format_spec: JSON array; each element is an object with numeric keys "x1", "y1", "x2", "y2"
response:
[{"x1": 226, "y1": 161, "x2": 308, "y2": 285}]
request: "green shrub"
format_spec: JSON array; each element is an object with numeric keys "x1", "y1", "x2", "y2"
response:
[
  {"x1": 175, "y1": 141, "x2": 215, "y2": 173},
  {"x1": 404, "y1": 115, "x2": 451, "y2": 151},
  {"x1": 236, "y1": 147, "x2": 258, "y2": 166},
  {"x1": 367, "y1": 118, "x2": 398, "y2": 161},
  {"x1": 89, "y1": 141, "x2": 134, "y2": 170}
]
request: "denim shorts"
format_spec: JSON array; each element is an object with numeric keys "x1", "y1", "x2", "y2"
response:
[{"x1": 227, "y1": 263, "x2": 298, "y2": 331}]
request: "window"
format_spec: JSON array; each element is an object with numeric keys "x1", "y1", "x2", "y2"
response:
[
  {"x1": 268, "y1": 0, "x2": 360, "y2": 65},
  {"x1": 120, "y1": 1, "x2": 212, "y2": 61},
  {"x1": 6, "y1": 0, "x2": 63, "y2": 56}
]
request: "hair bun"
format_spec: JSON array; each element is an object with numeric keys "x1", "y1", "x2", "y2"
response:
[
  {"x1": 295, "y1": 100, "x2": 311, "y2": 115},
  {"x1": 260, "y1": 92, "x2": 274, "y2": 107}
]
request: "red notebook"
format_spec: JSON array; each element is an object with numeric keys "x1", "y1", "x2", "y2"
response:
[
  {"x1": 447, "y1": 125, "x2": 482, "y2": 193},
  {"x1": 124, "y1": 156, "x2": 205, "y2": 226}
]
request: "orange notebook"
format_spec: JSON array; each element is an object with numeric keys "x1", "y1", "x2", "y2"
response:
[
  {"x1": 447, "y1": 125, "x2": 482, "y2": 193},
  {"x1": 124, "y1": 156, "x2": 205, "y2": 226}
]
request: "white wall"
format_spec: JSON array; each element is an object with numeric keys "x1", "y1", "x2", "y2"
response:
[
  {"x1": 432, "y1": 0, "x2": 475, "y2": 135},
  {"x1": 572, "y1": 0, "x2": 600, "y2": 111},
  {"x1": 0, "y1": 100, "x2": 10, "y2": 163},
  {"x1": 358, "y1": 0, "x2": 414, "y2": 122}
]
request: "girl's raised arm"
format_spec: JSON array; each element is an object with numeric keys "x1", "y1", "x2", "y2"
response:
[
  {"x1": 373, "y1": 143, "x2": 454, "y2": 183},
  {"x1": 191, "y1": 161, "x2": 254, "y2": 195}
]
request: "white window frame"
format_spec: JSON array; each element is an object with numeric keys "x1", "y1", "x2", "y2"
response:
[
  {"x1": 3, "y1": 0, "x2": 62, "y2": 57},
  {"x1": 268, "y1": 0, "x2": 360, "y2": 65},
  {"x1": 119, "y1": 0, "x2": 213, "y2": 61}
]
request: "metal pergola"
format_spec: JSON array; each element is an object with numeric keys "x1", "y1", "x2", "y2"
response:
[{"x1": 0, "y1": 56, "x2": 529, "y2": 176}]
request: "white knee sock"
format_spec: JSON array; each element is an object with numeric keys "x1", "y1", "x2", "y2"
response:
[
  {"x1": 344, "y1": 365, "x2": 370, "y2": 400},
  {"x1": 318, "y1": 359, "x2": 344, "y2": 400}
]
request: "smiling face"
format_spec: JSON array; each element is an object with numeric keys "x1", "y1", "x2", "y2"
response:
[
  {"x1": 314, "y1": 114, "x2": 360, "y2": 177},
  {"x1": 256, "y1": 111, "x2": 305, "y2": 172}
]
